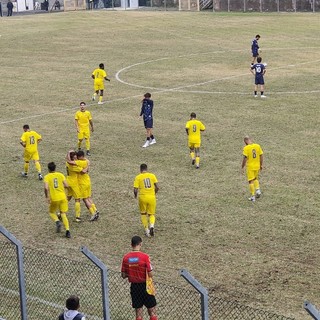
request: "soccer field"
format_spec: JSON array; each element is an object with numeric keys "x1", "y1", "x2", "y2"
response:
[{"x1": 0, "y1": 10, "x2": 319, "y2": 319}]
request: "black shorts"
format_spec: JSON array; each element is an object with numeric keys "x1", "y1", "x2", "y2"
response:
[
  {"x1": 130, "y1": 282, "x2": 157, "y2": 309},
  {"x1": 144, "y1": 119, "x2": 153, "y2": 129},
  {"x1": 255, "y1": 75, "x2": 264, "y2": 85}
]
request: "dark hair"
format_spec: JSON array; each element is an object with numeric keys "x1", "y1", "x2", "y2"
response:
[
  {"x1": 257, "y1": 57, "x2": 262, "y2": 63},
  {"x1": 77, "y1": 150, "x2": 85, "y2": 158},
  {"x1": 69, "y1": 151, "x2": 76, "y2": 161},
  {"x1": 140, "y1": 163, "x2": 147, "y2": 172},
  {"x1": 256, "y1": 34, "x2": 260, "y2": 38},
  {"x1": 66, "y1": 295, "x2": 80, "y2": 310},
  {"x1": 23, "y1": 124, "x2": 30, "y2": 130},
  {"x1": 131, "y1": 235, "x2": 142, "y2": 247},
  {"x1": 190, "y1": 112, "x2": 196, "y2": 118},
  {"x1": 80, "y1": 102, "x2": 86, "y2": 106},
  {"x1": 99, "y1": 63, "x2": 104, "y2": 69},
  {"x1": 48, "y1": 162, "x2": 56, "y2": 172},
  {"x1": 144, "y1": 93, "x2": 151, "y2": 98}
]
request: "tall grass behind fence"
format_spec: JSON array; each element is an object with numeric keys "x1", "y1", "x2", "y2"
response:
[{"x1": 0, "y1": 240, "x2": 295, "y2": 320}]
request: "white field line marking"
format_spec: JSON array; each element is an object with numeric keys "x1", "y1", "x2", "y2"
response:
[
  {"x1": 1, "y1": 49, "x2": 319, "y2": 126},
  {"x1": 116, "y1": 52, "x2": 320, "y2": 92},
  {"x1": 0, "y1": 285, "x2": 103, "y2": 320}
]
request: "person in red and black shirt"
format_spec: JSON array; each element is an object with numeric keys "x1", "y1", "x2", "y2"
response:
[{"x1": 121, "y1": 236, "x2": 158, "y2": 320}]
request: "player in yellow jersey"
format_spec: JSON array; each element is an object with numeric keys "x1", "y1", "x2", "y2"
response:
[
  {"x1": 20, "y1": 124, "x2": 43, "y2": 180},
  {"x1": 185, "y1": 113, "x2": 206, "y2": 169},
  {"x1": 91, "y1": 63, "x2": 110, "y2": 105},
  {"x1": 241, "y1": 136, "x2": 264, "y2": 202},
  {"x1": 75, "y1": 102, "x2": 94, "y2": 156},
  {"x1": 44, "y1": 162, "x2": 71, "y2": 238},
  {"x1": 134, "y1": 163, "x2": 159, "y2": 237},
  {"x1": 74, "y1": 150, "x2": 100, "y2": 221},
  {"x1": 66, "y1": 151, "x2": 88, "y2": 222}
]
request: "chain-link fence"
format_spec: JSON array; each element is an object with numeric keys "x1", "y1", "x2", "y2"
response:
[{"x1": 0, "y1": 235, "x2": 297, "y2": 320}]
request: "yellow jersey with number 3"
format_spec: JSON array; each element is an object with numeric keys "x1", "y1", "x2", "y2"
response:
[
  {"x1": 185, "y1": 120, "x2": 205, "y2": 144},
  {"x1": 134, "y1": 172, "x2": 158, "y2": 197},
  {"x1": 243, "y1": 143, "x2": 263, "y2": 171}
]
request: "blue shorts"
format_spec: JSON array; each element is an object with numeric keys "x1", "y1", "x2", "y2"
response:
[
  {"x1": 252, "y1": 51, "x2": 259, "y2": 57},
  {"x1": 144, "y1": 119, "x2": 153, "y2": 129},
  {"x1": 255, "y1": 75, "x2": 264, "y2": 85}
]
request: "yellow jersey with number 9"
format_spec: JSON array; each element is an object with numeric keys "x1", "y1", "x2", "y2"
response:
[{"x1": 185, "y1": 120, "x2": 205, "y2": 144}]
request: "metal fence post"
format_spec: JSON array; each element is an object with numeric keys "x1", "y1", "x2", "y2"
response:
[
  {"x1": 0, "y1": 226, "x2": 27, "y2": 320},
  {"x1": 81, "y1": 246, "x2": 111, "y2": 320},
  {"x1": 304, "y1": 301, "x2": 320, "y2": 319},
  {"x1": 180, "y1": 269, "x2": 209, "y2": 320}
]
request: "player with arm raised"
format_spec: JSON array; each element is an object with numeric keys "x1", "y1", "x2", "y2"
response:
[
  {"x1": 91, "y1": 63, "x2": 110, "y2": 105},
  {"x1": 185, "y1": 113, "x2": 205, "y2": 169}
]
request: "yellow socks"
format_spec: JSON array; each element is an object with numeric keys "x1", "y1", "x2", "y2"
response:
[
  {"x1": 24, "y1": 162, "x2": 29, "y2": 174},
  {"x1": 141, "y1": 214, "x2": 149, "y2": 230},
  {"x1": 99, "y1": 96, "x2": 103, "y2": 103},
  {"x1": 196, "y1": 156, "x2": 200, "y2": 167},
  {"x1": 85, "y1": 138, "x2": 90, "y2": 151},
  {"x1": 249, "y1": 183, "x2": 255, "y2": 196},
  {"x1": 254, "y1": 179, "x2": 260, "y2": 190},
  {"x1": 35, "y1": 161, "x2": 41, "y2": 174},
  {"x1": 91, "y1": 203, "x2": 97, "y2": 212},
  {"x1": 149, "y1": 214, "x2": 155, "y2": 228},
  {"x1": 60, "y1": 213, "x2": 70, "y2": 231},
  {"x1": 49, "y1": 213, "x2": 59, "y2": 222},
  {"x1": 75, "y1": 201, "x2": 81, "y2": 218},
  {"x1": 190, "y1": 152, "x2": 195, "y2": 160},
  {"x1": 89, "y1": 206, "x2": 95, "y2": 215},
  {"x1": 77, "y1": 140, "x2": 82, "y2": 149}
]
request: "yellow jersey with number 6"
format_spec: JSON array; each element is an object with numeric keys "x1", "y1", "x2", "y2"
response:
[{"x1": 243, "y1": 143, "x2": 263, "y2": 171}]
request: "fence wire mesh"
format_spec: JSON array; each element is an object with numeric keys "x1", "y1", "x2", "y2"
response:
[{"x1": 0, "y1": 240, "x2": 295, "y2": 320}]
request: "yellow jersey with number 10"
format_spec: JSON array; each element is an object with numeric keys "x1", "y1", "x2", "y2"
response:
[{"x1": 134, "y1": 172, "x2": 158, "y2": 197}]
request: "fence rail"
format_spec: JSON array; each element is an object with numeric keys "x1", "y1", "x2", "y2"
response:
[{"x1": 0, "y1": 227, "x2": 299, "y2": 320}]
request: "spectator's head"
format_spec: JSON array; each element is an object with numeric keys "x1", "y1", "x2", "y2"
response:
[
  {"x1": 257, "y1": 57, "x2": 262, "y2": 63},
  {"x1": 190, "y1": 112, "x2": 196, "y2": 119},
  {"x1": 140, "y1": 163, "x2": 147, "y2": 172},
  {"x1": 99, "y1": 63, "x2": 104, "y2": 69},
  {"x1": 131, "y1": 235, "x2": 142, "y2": 248},
  {"x1": 48, "y1": 162, "x2": 56, "y2": 172},
  {"x1": 66, "y1": 295, "x2": 80, "y2": 311}
]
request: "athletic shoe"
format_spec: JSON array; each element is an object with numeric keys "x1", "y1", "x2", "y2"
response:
[
  {"x1": 196, "y1": 165, "x2": 200, "y2": 169},
  {"x1": 145, "y1": 230, "x2": 151, "y2": 238},
  {"x1": 38, "y1": 173, "x2": 43, "y2": 181},
  {"x1": 261, "y1": 95, "x2": 267, "y2": 98},
  {"x1": 56, "y1": 221, "x2": 62, "y2": 233},
  {"x1": 142, "y1": 141, "x2": 150, "y2": 148},
  {"x1": 75, "y1": 217, "x2": 82, "y2": 223},
  {"x1": 66, "y1": 230, "x2": 71, "y2": 238},
  {"x1": 90, "y1": 212, "x2": 99, "y2": 222},
  {"x1": 254, "y1": 95, "x2": 258, "y2": 98},
  {"x1": 149, "y1": 139, "x2": 156, "y2": 145},
  {"x1": 21, "y1": 172, "x2": 28, "y2": 178},
  {"x1": 86, "y1": 150, "x2": 91, "y2": 156},
  {"x1": 150, "y1": 227, "x2": 154, "y2": 237},
  {"x1": 192, "y1": 159, "x2": 195, "y2": 165},
  {"x1": 248, "y1": 196, "x2": 256, "y2": 202},
  {"x1": 98, "y1": 101, "x2": 103, "y2": 105},
  {"x1": 256, "y1": 189, "x2": 262, "y2": 198}
]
